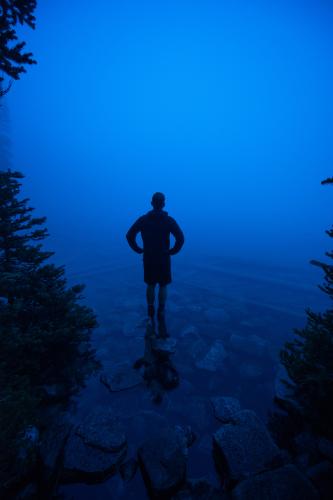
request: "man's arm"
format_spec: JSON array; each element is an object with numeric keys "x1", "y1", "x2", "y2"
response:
[
  {"x1": 126, "y1": 217, "x2": 144, "y2": 254},
  {"x1": 169, "y1": 218, "x2": 184, "y2": 255}
]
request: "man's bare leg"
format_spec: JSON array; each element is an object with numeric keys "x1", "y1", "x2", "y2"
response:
[
  {"x1": 158, "y1": 285, "x2": 167, "y2": 318},
  {"x1": 146, "y1": 284, "x2": 156, "y2": 318}
]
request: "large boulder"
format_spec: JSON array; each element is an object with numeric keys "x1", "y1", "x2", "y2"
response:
[
  {"x1": 213, "y1": 410, "x2": 282, "y2": 484},
  {"x1": 231, "y1": 464, "x2": 319, "y2": 500},
  {"x1": 61, "y1": 409, "x2": 127, "y2": 483},
  {"x1": 138, "y1": 425, "x2": 191, "y2": 498}
]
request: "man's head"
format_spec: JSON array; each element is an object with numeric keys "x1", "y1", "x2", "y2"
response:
[{"x1": 151, "y1": 192, "x2": 165, "y2": 210}]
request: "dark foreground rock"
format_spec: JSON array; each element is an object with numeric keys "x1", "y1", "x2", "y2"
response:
[
  {"x1": 210, "y1": 397, "x2": 241, "y2": 423},
  {"x1": 213, "y1": 410, "x2": 282, "y2": 485},
  {"x1": 100, "y1": 362, "x2": 142, "y2": 392},
  {"x1": 231, "y1": 464, "x2": 319, "y2": 500},
  {"x1": 38, "y1": 414, "x2": 73, "y2": 495},
  {"x1": 138, "y1": 425, "x2": 192, "y2": 498},
  {"x1": 61, "y1": 409, "x2": 127, "y2": 483},
  {"x1": 172, "y1": 478, "x2": 225, "y2": 499}
]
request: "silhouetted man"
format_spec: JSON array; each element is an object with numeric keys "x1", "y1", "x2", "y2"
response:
[{"x1": 126, "y1": 192, "x2": 184, "y2": 321}]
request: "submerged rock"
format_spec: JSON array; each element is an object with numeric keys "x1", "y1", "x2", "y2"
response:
[
  {"x1": 205, "y1": 308, "x2": 230, "y2": 324},
  {"x1": 151, "y1": 337, "x2": 177, "y2": 355},
  {"x1": 229, "y1": 334, "x2": 269, "y2": 357},
  {"x1": 213, "y1": 410, "x2": 282, "y2": 484},
  {"x1": 100, "y1": 362, "x2": 142, "y2": 392},
  {"x1": 138, "y1": 426, "x2": 190, "y2": 498},
  {"x1": 196, "y1": 341, "x2": 227, "y2": 372},
  {"x1": 238, "y1": 362, "x2": 264, "y2": 379},
  {"x1": 210, "y1": 397, "x2": 241, "y2": 423},
  {"x1": 231, "y1": 464, "x2": 319, "y2": 500}
]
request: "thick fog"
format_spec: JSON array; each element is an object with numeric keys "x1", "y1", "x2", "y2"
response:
[{"x1": 4, "y1": 0, "x2": 333, "y2": 271}]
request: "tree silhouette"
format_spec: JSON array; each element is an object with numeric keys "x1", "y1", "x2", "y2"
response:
[
  {"x1": 0, "y1": 169, "x2": 99, "y2": 476},
  {"x1": 280, "y1": 177, "x2": 333, "y2": 438},
  {"x1": 0, "y1": 0, "x2": 37, "y2": 95}
]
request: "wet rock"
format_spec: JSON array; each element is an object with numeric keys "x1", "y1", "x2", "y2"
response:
[
  {"x1": 205, "y1": 308, "x2": 230, "y2": 324},
  {"x1": 229, "y1": 334, "x2": 269, "y2": 357},
  {"x1": 62, "y1": 410, "x2": 127, "y2": 483},
  {"x1": 75, "y1": 409, "x2": 126, "y2": 452},
  {"x1": 172, "y1": 477, "x2": 225, "y2": 499},
  {"x1": 119, "y1": 458, "x2": 138, "y2": 482},
  {"x1": 318, "y1": 437, "x2": 333, "y2": 462},
  {"x1": 196, "y1": 341, "x2": 227, "y2": 372},
  {"x1": 180, "y1": 325, "x2": 199, "y2": 337},
  {"x1": 138, "y1": 426, "x2": 190, "y2": 498},
  {"x1": 39, "y1": 414, "x2": 73, "y2": 493},
  {"x1": 210, "y1": 397, "x2": 241, "y2": 423},
  {"x1": 180, "y1": 332, "x2": 208, "y2": 362},
  {"x1": 152, "y1": 338, "x2": 177, "y2": 356},
  {"x1": 213, "y1": 410, "x2": 282, "y2": 484},
  {"x1": 306, "y1": 460, "x2": 333, "y2": 500},
  {"x1": 232, "y1": 464, "x2": 319, "y2": 500},
  {"x1": 15, "y1": 482, "x2": 38, "y2": 499},
  {"x1": 100, "y1": 362, "x2": 142, "y2": 392},
  {"x1": 62, "y1": 432, "x2": 126, "y2": 484},
  {"x1": 128, "y1": 410, "x2": 169, "y2": 440}
]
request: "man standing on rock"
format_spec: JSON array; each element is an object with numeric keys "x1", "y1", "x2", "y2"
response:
[{"x1": 126, "y1": 192, "x2": 184, "y2": 323}]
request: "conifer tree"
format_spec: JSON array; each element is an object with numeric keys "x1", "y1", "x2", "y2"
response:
[
  {"x1": 0, "y1": 0, "x2": 37, "y2": 95},
  {"x1": 280, "y1": 177, "x2": 333, "y2": 438},
  {"x1": 0, "y1": 169, "x2": 99, "y2": 468}
]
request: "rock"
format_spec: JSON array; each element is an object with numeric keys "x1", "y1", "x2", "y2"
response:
[
  {"x1": 204, "y1": 308, "x2": 230, "y2": 324},
  {"x1": 75, "y1": 409, "x2": 126, "y2": 452},
  {"x1": 318, "y1": 437, "x2": 333, "y2": 462},
  {"x1": 196, "y1": 341, "x2": 227, "y2": 372},
  {"x1": 213, "y1": 410, "x2": 282, "y2": 484},
  {"x1": 180, "y1": 332, "x2": 208, "y2": 362},
  {"x1": 293, "y1": 432, "x2": 318, "y2": 456},
  {"x1": 229, "y1": 334, "x2": 269, "y2": 357},
  {"x1": 172, "y1": 477, "x2": 225, "y2": 499},
  {"x1": 15, "y1": 483, "x2": 38, "y2": 499},
  {"x1": 128, "y1": 410, "x2": 169, "y2": 440},
  {"x1": 138, "y1": 426, "x2": 189, "y2": 498},
  {"x1": 38, "y1": 414, "x2": 73, "y2": 494},
  {"x1": 232, "y1": 464, "x2": 319, "y2": 499},
  {"x1": 180, "y1": 325, "x2": 199, "y2": 337},
  {"x1": 119, "y1": 458, "x2": 138, "y2": 482},
  {"x1": 62, "y1": 432, "x2": 127, "y2": 484},
  {"x1": 210, "y1": 397, "x2": 241, "y2": 423},
  {"x1": 306, "y1": 460, "x2": 333, "y2": 500},
  {"x1": 100, "y1": 362, "x2": 142, "y2": 392},
  {"x1": 152, "y1": 338, "x2": 177, "y2": 356},
  {"x1": 62, "y1": 410, "x2": 127, "y2": 483}
]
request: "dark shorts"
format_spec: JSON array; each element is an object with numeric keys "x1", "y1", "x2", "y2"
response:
[{"x1": 143, "y1": 253, "x2": 171, "y2": 286}]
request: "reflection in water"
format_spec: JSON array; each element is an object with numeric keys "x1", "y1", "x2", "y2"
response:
[{"x1": 133, "y1": 320, "x2": 179, "y2": 404}]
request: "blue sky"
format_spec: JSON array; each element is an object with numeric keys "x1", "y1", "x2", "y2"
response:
[{"x1": 3, "y1": 0, "x2": 333, "y2": 266}]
